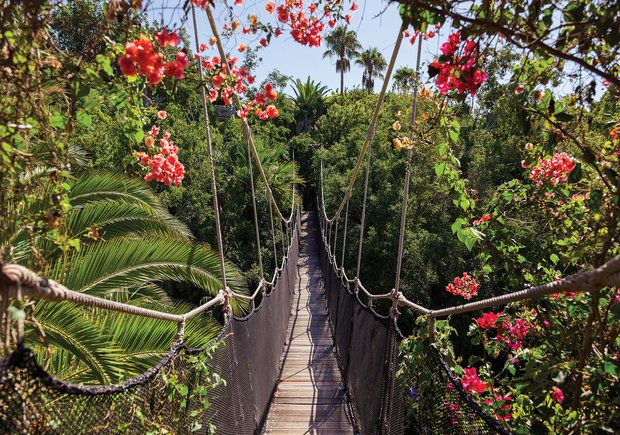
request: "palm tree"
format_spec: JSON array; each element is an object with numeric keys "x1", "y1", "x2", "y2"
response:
[
  {"x1": 7, "y1": 170, "x2": 246, "y2": 385},
  {"x1": 322, "y1": 26, "x2": 361, "y2": 95},
  {"x1": 289, "y1": 77, "x2": 330, "y2": 134},
  {"x1": 393, "y1": 66, "x2": 416, "y2": 94},
  {"x1": 355, "y1": 47, "x2": 387, "y2": 94}
]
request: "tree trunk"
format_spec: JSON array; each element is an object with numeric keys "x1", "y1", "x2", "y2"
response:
[{"x1": 340, "y1": 68, "x2": 344, "y2": 95}]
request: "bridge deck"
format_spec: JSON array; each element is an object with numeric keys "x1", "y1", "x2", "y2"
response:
[{"x1": 265, "y1": 212, "x2": 354, "y2": 434}]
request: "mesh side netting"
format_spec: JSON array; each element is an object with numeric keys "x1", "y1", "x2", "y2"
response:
[
  {"x1": 0, "y1": 212, "x2": 301, "y2": 435},
  {"x1": 318, "y1": 216, "x2": 511, "y2": 435}
]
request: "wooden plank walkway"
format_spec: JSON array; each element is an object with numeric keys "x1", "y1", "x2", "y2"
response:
[{"x1": 265, "y1": 212, "x2": 354, "y2": 434}]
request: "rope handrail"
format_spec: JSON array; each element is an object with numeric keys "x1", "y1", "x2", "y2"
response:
[
  {"x1": 1, "y1": 263, "x2": 224, "y2": 323},
  {"x1": 0, "y1": 209, "x2": 300, "y2": 320},
  {"x1": 317, "y1": 207, "x2": 620, "y2": 319}
]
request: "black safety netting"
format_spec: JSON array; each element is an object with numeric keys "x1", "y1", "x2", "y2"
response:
[
  {"x1": 0, "y1": 213, "x2": 301, "y2": 435},
  {"x1": 318, "y1": 216, "x2": 512, "y2": 435}
]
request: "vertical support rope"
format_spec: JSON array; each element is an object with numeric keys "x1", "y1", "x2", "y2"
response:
[
  {"x1": 333, "y1": 218, "x2": 339, "y2": 261},
  {"x1": 205, "y1": 6, "x2": 290, "y2": 225},
  {"x1": 340, "y1": 195, "x2": 350, "y2": 273},
  {"x1": 394, "y1": 36, "x2": 423, "y2": 295},
  {"x1": 191, "y1": 5, "x2": 228, "y2": 314},
  {"x1": 324, "y1": 29, "x2": 404, "y2": 223},
  {"x1": 355, "y1": 140, "x2": 373, "y2": 291},
  {"x1": 268, "y1": 198, "x2": 278, "y2": 272},
  {"x1": 247, "y1": 136, "x2": 264, "y2": 280}
]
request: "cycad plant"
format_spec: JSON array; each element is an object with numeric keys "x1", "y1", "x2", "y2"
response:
[
  {"x1": 5, "y1": 170, "x2": 245, "y2": 385},
  {"x1": 356, "y1": 47, "x2": 387, "y2": 94},
  {"x1": 322, "y1": 25, "x2": 361, "y2": 95},
  {"x1": 289, "y1": 77, "x2": 330, "y2": 134}
]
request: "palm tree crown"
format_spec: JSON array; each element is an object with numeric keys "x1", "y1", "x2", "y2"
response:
[
  {"x1": 393, "y1": 66, "x2": 416, "y2": 94},
  {"x1": 355, "y1": 47, "x2": 387, "y2": 94},
  {"x1": 289, "y1": 77, "x2": 330, "y2": 133},
  {"x1": 322, "y1": 26, "x2": 361, "y2": 95}
]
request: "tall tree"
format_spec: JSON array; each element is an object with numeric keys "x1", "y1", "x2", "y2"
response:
[
  {"x1": 322, "y1": 25, "x2": 361, "y2": 95},
  {"x1": 393, "y1": 66, "x2": 415, "y2": 94},
  {"x1": 355, "y1": 47, "x2": 387, "y2": 94}
]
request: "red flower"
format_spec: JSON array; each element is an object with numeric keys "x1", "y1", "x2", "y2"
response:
[
  {"x1": 259, "y1": 38, "x2": 268, "y2": 47},
  {"x1": 551, "y1": 387, "x2": 564, "y2": 403},
  {"x1": 266, "y1": 1, "x2": 275, "y2": 13},
  {"x1": 118, "y1": 54, "x2": 137, "y2": 76},
  {"x1": 462, "y1": 367, "x2": 487, "y2": 393},
  {"x1": 264, "y1": 83, "x2": 278, "y2": 100},
  {"x1": 155, "y1": 28, "x2": 181, "y2": 47}
]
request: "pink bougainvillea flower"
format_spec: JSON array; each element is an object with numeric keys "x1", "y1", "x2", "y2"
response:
[
  {"x1": 462, "y1": 367, "x2": 486, "y2": 393},
  {"x1": 446, "y1": 272, "x2": 478, "y2": 299},
  {"x1": 157, "y1": 111, "x2": 167, "y2": 120},
  {"x1": 551, "y1": 387, "x2": 564, "y2": 403},
  {"x1": 149, "y1": 125, "x2": 160, "y2": 136}
]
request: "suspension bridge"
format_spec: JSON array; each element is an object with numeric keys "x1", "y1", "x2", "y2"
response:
[{"x1": 2, "y1": 6, "x2": 620, "y2": 434}]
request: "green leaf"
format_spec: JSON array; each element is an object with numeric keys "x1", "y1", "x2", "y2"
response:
[
  {"x1": 77, "y1": 111, "x2": 92, "y2": 128},
  {"x1": 550, "y1": 253, "x2": 559, "y2": 264},
  {"x1": 434, "y1": 162, "x2": 445, "y2": 177},
  {"x1": 51, "y1": 114, "x2": 66, "y2": 129}
]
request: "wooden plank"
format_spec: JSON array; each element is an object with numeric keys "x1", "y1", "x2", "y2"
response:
[{"x1": 265, "y1": 212, "x2": 353, "y2": 434}]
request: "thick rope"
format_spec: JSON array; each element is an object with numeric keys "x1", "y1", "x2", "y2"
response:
[
  {"x1": 394, "y1": 36, "x2": 423, "y2": 294},
  {"x1": 323, "y1": 29, "x2": 404, "y2": 224},
  {"x1": 246, "y1": 130, "x2": 264, "y2": 280},
  {"x1": 340, "y1": 195, "x2": 350, "y2": 272},
  {"x1": 1, "y1": 264, "x2": 225, "y2": 323},
  {"x1": 205, "y1": 6, "x2": 291, "y2": 226},
  {"x1": 268, "y1": 198, "x2": 278, "y2": 273},
  {"x1": 355, "y1": 139, "x2": 372, "y2": 290},
  {"x1": 192, "y1": 4, "x2": 228, "y2": 298}
]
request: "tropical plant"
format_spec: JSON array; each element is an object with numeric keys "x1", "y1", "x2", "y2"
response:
[
  {"x1": 9, "y1": 170, "x2": 246, "y2": 385},
  {"x1": 289, "y1": 77, "x2": 330, "y2": 134},
  {"x1": 393, "y1": 66, "x2": 416, "y2": 94},
  {"x1": 322, "y1": 25, "x2": 362, "y2": 95},
  {"x1": 355, "y1": 47, "x2": 387, "y2": 94}
]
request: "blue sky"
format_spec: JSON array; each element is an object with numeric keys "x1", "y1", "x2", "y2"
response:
[{"x1": 146, "y1": 0, "x2": 450, "y2": 95}]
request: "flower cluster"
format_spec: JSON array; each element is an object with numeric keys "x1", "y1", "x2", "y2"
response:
[
  {"x1": 484, "y1": 395, "x2": 513, "y2": 421},
  {"x1": 237, "y1": 83, "x2": 280, "y2": 119},
  {"x1": 522, "y1": 152, "x2": 575, "y2": 185},
  {"x1": 445, "y1": 272, "x2": 478, "y2": 299},
  {"x1": 134, "y1": 112, "x2": 185, "y2": 186},
  {"x1": 118, "y1": 31, "x2": 189, "y2": 85},
  {"x1": 267, "y1": 1, "x2": 327, "y2": 46},
  {"x1": 496, "y1": 317, "x2": 534, "y2": 351},
  {"x1": 462, "y1": 367, "x2": 487, "y2": 393},
  {"x1": 476, "y1": 311, "x2": 501, "y2": 328},
  {"x1": 198, "y1": 54, "x2": 279, "y2": 120},
  {"x1": 403, "y1": 24, "x2": 440, "y2": 45},
  {"x1": 472, "y1": 213, "x2": 492, "y2": 225},
  {"x1": 428, "y1": 31, "x2": 487, "y2": 96},
  {"x1": 476, "y1": 311, "x2": 535, "y2": 351}
]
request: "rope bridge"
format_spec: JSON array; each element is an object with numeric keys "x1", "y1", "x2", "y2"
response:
[{"x1": 2, "y1": 11, "x2": 620, "y2": 435}]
